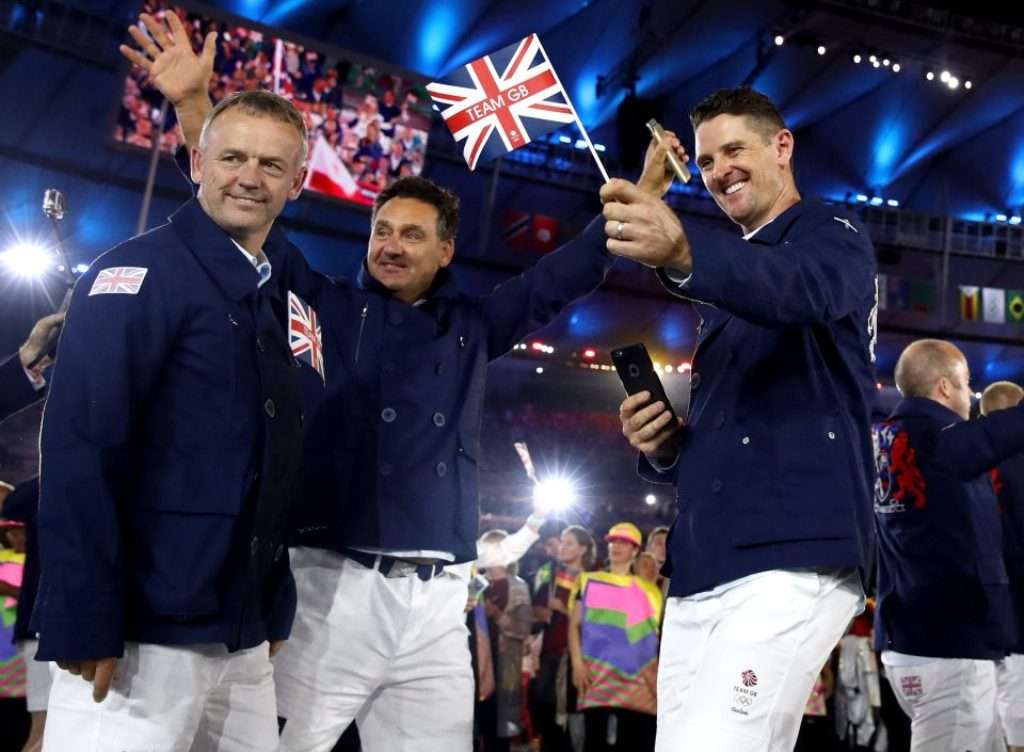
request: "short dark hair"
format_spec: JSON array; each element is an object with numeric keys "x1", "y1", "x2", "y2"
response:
[
  {"x1": 689, "y1": 87, "x2": 787, "y2": 141},
  {"x1": 372, "y1": 176, "x2": 460, "y2": 242}
]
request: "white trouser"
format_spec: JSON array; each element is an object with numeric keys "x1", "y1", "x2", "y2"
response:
[
  {"x1": 17, "y1": 639, "x2": 52, "y2": 713},
  {"x1": 274, "y1": 547, "x2": 474, "y2": 752},
  {"x1": 998, "y1": 654, "x2": 1024, "y2": 746},
  {"x1": 42, "y1": 642, "x2": 277, "y2": 752},
  {"x1": 886, "y1": 656, "x2": 1005, "y2": 751},
  {"x1": 655, "y1": 568, "x2": 863, "y2": 751}
]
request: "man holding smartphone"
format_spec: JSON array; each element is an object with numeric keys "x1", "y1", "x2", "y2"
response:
[{"x1": 606, "y1": 88, "x2": 877, "y2": 751}]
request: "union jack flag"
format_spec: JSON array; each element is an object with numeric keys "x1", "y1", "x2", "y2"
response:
[
  {"x1": 88, "y1": 266, "x2": 148, "y2": 296},
  {"x1": 426, "y1": 34, "x2": 576, "y2": 170},
  {"x1": 288, "y1": 291, "x2": 324, "y2": 381}
]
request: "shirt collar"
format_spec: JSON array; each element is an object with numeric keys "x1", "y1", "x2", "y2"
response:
[{"x1": 229, "y1": 237, "x2": 272, "y2": 288}]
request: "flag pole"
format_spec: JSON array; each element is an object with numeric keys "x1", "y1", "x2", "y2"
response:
[{"x1": 533, "y1": 35, "x2": 610, "y2": 184}]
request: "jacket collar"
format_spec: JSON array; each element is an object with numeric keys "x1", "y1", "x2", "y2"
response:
[
  {"x1": 890, "y1": 395, "x2": 964, "y2": 425},
  {"x1": 168, "y1": 198, "x2": 290, "y2": 302},
  {"x1": 743, "y1": 198, "x2": 810, "y2": 247}
]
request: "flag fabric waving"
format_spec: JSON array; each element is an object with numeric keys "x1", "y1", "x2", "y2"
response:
[
  {"x1": 288, "y1": 291, "x2": 325, "y2": 382},
  {"x1": 426, "y1": 34, "x2": 577, "y2": 170}
]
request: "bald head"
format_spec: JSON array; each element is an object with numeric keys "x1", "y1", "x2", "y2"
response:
[
  {"x1": 980, "y1": 381, "x2": 1024, "y2": 416},
  {"x1": 894, "y1": 339, "x2": 973, "y2": 419}
]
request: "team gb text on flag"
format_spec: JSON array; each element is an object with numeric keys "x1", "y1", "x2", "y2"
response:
[{"x1": 426, "y1": 34, "x2": 576, "y2": 170}]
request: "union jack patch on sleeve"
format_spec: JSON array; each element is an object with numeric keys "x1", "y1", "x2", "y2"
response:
[
  {"x1": 288, "y1": 291, "x2": 325, "y2": 382},
  {"x1": 89, "y1": 266, "x2": 148, "y2": 296}
]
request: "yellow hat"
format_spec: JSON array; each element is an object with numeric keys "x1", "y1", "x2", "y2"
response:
[{"x1": 605, "y1": 522, "x2": 642, "y2": 548}]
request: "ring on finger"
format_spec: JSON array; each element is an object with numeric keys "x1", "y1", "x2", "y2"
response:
[{"x1": 616, "y1": 221, "x2": 625, "y2": 241}]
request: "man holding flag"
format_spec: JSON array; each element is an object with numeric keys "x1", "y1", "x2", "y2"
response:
[{"x1": 122, "y1": 14, "x2": 614, "y2": 751}]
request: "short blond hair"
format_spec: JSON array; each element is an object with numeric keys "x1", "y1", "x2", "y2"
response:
[
  {"x1": 980, "y1": 381, "x2": 1024, "y2": 416},
  {"x1": 199, "y1": 90, "x2": 308, "y2": 162}
]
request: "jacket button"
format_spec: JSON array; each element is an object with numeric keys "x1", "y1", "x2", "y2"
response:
[
  {"x1": 711, "y1": 479, "x2": 723, "y2": 493},
  {"x1": 690, "y1": 372, "x2": 701, "y2": 390},
  {"x1": 383, "y1": 362, "x2": 396, "y2": 374},
  {"x1": 390, "y1": 311, "x2": 404, "y2": 326},
  {"x1": 741, "y1": 436, "x2": 750, "y2": 445},
  {"x1": 433, "y1": 412, "x2": 446, "y2": 427},
  {"x1": 436, "y1": 462, "x2": 448, "y2": 477},
  {"x1": 227, "y1": 313, "x2": 239, "y2": 326},
  {"x1": 714, "y1": 410, "x2": 726, "y2": 428},
  {"x1": 250, "y1": 536, "x2": 259, "y2": 556},
  {"x1": 264, "y1": 399, "x2": 276, "y2": 418},
  {"x1": 827, "y1": 431, "x2": 836, "y2": 440},
  {"x1": 380, "y1": 463, "x2": 393, "y2": 477},
  {"x1": 299, "y1": 412, "x2": 304, "y2": 427},
  {"x1": 381, "y1": 407, "x2": 397, "y2": 423},
  {"x1": 274, "y1": 544, "x2": 285, "y2": 562},
  {"x1": 256, "y1": 337, "x2": 265, "y2": 352}
]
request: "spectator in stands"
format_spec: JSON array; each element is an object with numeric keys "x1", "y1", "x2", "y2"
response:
[
  {"x1": 794, "y1": 662, "x2": 836, "y2": 751},
  {"x1": 0, "y1": 515, "x2": 29, "y2": 747},
  {"x1": 635, "y1": 552, "x2": 659, "y2": 584},
  {"x1": 644, "y1": 526, "x2": 669, "y2": 593}
]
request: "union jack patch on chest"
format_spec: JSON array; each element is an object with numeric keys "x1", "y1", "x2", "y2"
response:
[
  {"x1": 288, "y1": 291, "x2": 324, "y2": 382},
  {"x1": 89, "y1": 266, "x2": 148, "y2": 296}
]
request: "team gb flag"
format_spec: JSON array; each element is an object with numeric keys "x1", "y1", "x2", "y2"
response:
[{"x1": 426, "y1": 34, "x2": 579, "y2": 171}]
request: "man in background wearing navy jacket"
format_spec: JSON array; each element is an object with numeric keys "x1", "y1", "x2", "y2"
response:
[
  {"x1": 34, "y1": 91, "x2": 309, "y2": 751},
  {"x1": 875, "y1": 341, "x2": 1024, "y2": 751},
  {"x1": 982, "y1": 380, "x2": 1024, "y2": 752},
  {"x1": 609, "y1": 87, "x2": 876, "y2": 751}
]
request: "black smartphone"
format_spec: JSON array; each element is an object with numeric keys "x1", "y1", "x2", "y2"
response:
[{"x1": 611, "y1": 343, "x2": 678, "y2": 421}]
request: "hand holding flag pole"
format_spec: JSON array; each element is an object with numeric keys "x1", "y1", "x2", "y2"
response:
[{"x1": 427, "y1": 34, "x2": 610, "y2": 183}]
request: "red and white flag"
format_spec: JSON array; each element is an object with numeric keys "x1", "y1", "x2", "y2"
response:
[
  {"x1": 303, "y1": 135, "x2": 373, "y2": 206},
  {"x1": 426, "y1": 34, "x2": 579, "y2": 171},
  {"x1": 288, "y1": 291, "x2": 324, "y2": 382}
]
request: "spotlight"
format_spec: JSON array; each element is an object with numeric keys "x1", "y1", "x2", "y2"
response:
[
  {"x1": 996, "y1": 214, "x2": 1008, "y2": 222},
  {"x1": 926, "y1": 71, "x2": 935, "y2": 81},
  {"x1": 948, "y1": 76, "x2": 960, "y2": 89},
  {"x1": 774, "y1": 34, "x2": 784, "y2": 46},
  {"x1": 869, "y1": 55, "x2": 877, "y2": 64},
  {"x1": 73, "y1": 263, "x2": 90, "y2": 274},
  {"x1": 887, "y1": 199, "x2": 899, "y2": 207},
  {"x1": 940, "y1": 70, "x2": 950, "y2": 82},
  {"x1": 1, "y1": 242, "x2": 52, "y2": 278},
  {"x1": 817, "y1": 45, "x2": 826, "y2": 56},
  {"x1": 535, "y1": 367, "x2": 544, "y2": 374},
  {"x1": 892, "y1": 63, "x2": 901, "y2": 73},
  {"x1": 644, "y1": 494, "x2": 657, "y2": 507},
  {"x1": 882, "y1": 58, "x2": 890, "y2": 67},
  {"x1": 974, "y1": 392, "x2": 983, "y2": 400},
  {"x1": 534, "y1": 477, "x2": 577, "y2": 513},
  {"x1": 856, "y1": 194, "x2": 869, "y2": 202},
  {"x1": 853, "y1": 53, "x2": 862, "y2": 63},
  {"x1": 664, "y1": 365, "x2": 674, "y2": 374},
  {"x1": 964, "y1": 80, "x2": 972, "y2": 89},
  {"x1": 582, "y1": 349, "x2": 596, "y2": 360},
  {"x1": 872, "y1": 60, "x2": 881, "y2": 68},
  {"x1": 1010, "y1": 216, "x2": 1022, "y2": 225},
  {"x1": 558, "y1": 135, "x2": 572, "y2": 144},
  {"x1": 678, "y1": 362, "x2": 691, "y2": 372}
]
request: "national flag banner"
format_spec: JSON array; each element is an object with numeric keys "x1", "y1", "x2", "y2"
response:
[
  {"x1": 502, "y1": 209, "x2": 531, "y2": 249},
  {"x1": 983, "y1": 287, "x2": 1006, "y2": 324},
  {"x1": 910, "y1": 280, "x2": 935, "y2": 314},
  {"x1": 89, "y1": 266, "x2": 148, "y2": 296},
  {"x1": 959, "y1": 285, "x2": 980, "y2": 321},
  {"x1": 303, "y1": 135, "x2": 373, "y2": 207},
  {"x1": 876, "y1": 274, "x2": 888, "y2": 310},
  {"x1": 288, "y1": 291, "x2": 325, "y2": 381},
  {"x1": 427, "y1": 34, "x2": 607, "y2": 179},
  {"x1": 1008, "y1": 290, "x2": 1024, "y2": 323},
  {"x1": 502, "y1": 210, "x2": 561, "y2": 253}
]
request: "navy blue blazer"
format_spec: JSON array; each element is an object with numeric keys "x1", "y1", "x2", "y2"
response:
[
  {"x1": 282, "y1": 218, "x2": 613, "y2": 563},
  {"x1": 639, "y1": 199, "x2": 878, "y2": 598},
  {"x1": 874, "y1": 397, "x2": 1024, "y2": 659},
  {"x1": 34, "y1": 199, "x2": 306, "y2": 661}
]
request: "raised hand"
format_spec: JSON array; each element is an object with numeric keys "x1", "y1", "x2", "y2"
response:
[{"x1": 119, "y1": 11, "x2": 215, "y2": 107}]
